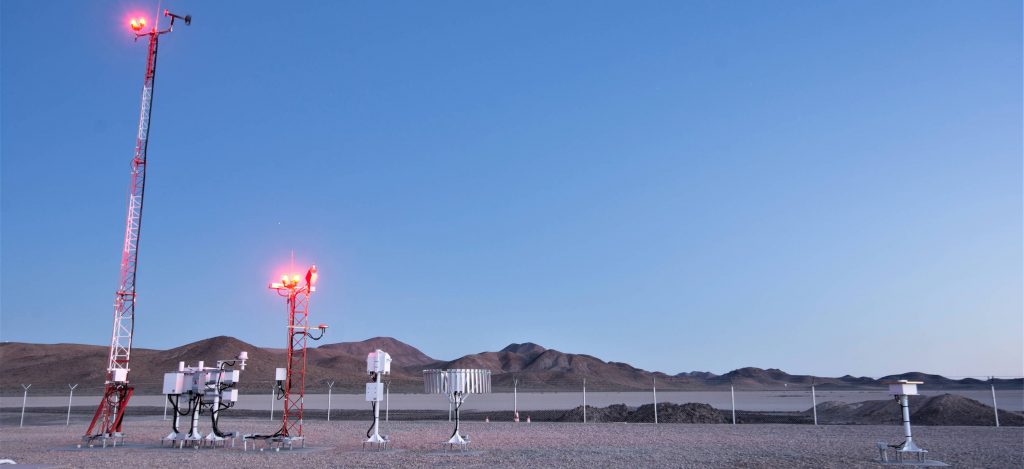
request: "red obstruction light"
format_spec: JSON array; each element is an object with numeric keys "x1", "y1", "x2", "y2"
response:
[
  {"x1": 129, "y1": 17, "x2": 146, "y2": 31},
  {"x1": 306, "y1": 265, "x2": 318, "y2": 286}
]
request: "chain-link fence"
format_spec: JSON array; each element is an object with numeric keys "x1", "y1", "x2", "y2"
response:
[{"x1": 2, "y1": 375, "x2": 1020, "y2": 428}]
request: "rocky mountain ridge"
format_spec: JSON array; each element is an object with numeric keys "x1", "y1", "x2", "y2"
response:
[{"x1": 1, "y1": 336, "x2": 1018, "y2": 395}]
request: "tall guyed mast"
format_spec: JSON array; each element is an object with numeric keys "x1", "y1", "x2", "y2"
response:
[{"x1": 83, "y1": 9, "x2": 191, "y2": 447}]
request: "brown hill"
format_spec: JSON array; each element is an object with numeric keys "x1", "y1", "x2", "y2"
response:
[
  {"x1": 500, "y1": 342, "x2": 547, "y2": 358},
  {"x1": 1, "y1": 337, "x2": 1019, "y2": 395},
  {"x1": 0, "y1": 336, "x2": 430, "y2": 394},
  {"x1": 442, "y1": 345, "x2": 663, "y2": 390},
  {"x1": 316, "y1": 337, "x2": 437, "y2": 367},
  {"x1": 877, "y1": 372, "x2": 995, "y2": 390}
]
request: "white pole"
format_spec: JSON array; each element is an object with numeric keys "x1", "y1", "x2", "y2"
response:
[
  {"x1": 270, "y1": 383, "x2": 275, "y2": 421},
  {"x1": 20, "y1": 384, "x2": 31, "y2": 428},
  {"x1": 811, "y1": 384, "x2": 818, "y2": 426},
  {"x1": 385, "y1": 381, "x2": 390, "y2": 422},
  {"x1": 730, "y1": 384, "x2": 736, "y2": 425},
  {"x1": 67, "y1": 384, "x2": 78, "y2": 426},
  {"x1": 327, "y1": 381, "x2": 335, "y2": 421},
  {"x1": 514, "y1": 378, "x2": 518, "y2": 422},
  {"x1": 163, "y1": 395, "x2": 168, "y2": 420},
  {"x1": 653, "y1": 376, "x2": 658, "y2": 424},
  {"x1": 370, "y1": 374, "x2": 382, "y2": 439},
  {"x1": 991, "y1": 378, "x2": 1000, "y2": 427},
  {"x1": 900, "y1": 394, "x2": 914, "y2": 447},
  {"x1": 583, "y1": 378, "x2": 587, "y2": 423},
  {"x1": 449, "y1": 401, "x2": 452, "y2": 422}
]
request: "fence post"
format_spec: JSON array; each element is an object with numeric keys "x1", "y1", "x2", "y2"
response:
[
  {"x1": 514, "y1": 378, "x2": 519, "y2": 422},
  {"x1": 990, "y1": 377, "x2": 1000, "y2": 427},
  {"x1": 811, "y1": 380, "x2": 818, "y2": 426},
  {"x1": 583, "y1": 378, "x2": 587, "y2": 423},
  {"x1": 327, "y1": 381, "x2": 335, "y2": 421},
  {"x1": 67, "y1": 384, "x2": 78, "y2": 426},
  {"x1": 20, "y1": 384, "x2": 31, "y2": 428},
  {"x1": 730, "y1": 384, "x2": 736, "y2": 425},
  {"x1": 270, "y1": 383, "x2": 276, "y2": 421},
  {"x1": 653, "y1": 376, "x2": 658, "y2": 424}
]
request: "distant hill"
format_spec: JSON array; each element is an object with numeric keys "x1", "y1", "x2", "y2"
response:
[
  {"x1": 317, "y1": 337, "x2": 437, "y2": 367},
  {"x1": 0, "y1": 337, "x2": 1019, "y2": 395},
  {"x1": 0, "y1": 336, "x2": 432, "y2": 395}
]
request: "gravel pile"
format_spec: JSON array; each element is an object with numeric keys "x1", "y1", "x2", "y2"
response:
[
  {"x1": 914, "y1": 394, "x2": 1024, "y2": 426},
  {"x1": 2, "y1": 417, "x2": 1019, "y2": 468},
  {"x1": 630, "y1": 403, "x2": 727, "y2": 424},
  {"x1": 555, "y1": 404, "x2": 632, "y2": 422},
  {"x1": 555, "y1": 403, "x2": 725, "y2": 423}
]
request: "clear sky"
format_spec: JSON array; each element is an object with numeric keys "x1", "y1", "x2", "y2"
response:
[{"x1": 2, "y1": 1, "x2": 1021, "y2": 378}]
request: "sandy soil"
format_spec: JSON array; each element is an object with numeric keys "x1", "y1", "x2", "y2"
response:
[{"x1": 1, "y1": 417, "x2": 1021, "y2": 468}]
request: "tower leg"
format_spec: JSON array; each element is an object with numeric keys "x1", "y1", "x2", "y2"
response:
[{"x1": 83, "y1": 385, "x2": 132, "y2": 447}]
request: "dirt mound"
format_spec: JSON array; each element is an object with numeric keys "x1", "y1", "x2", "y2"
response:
[
  {"x1": 557, "y1": 402, "x2": 726, "y2": 423},
  {"x1": 913, "y1": 393, "x2": 1024, "y2": 426},
  {"x1": 630, "y1": 403, "x2": 727, "y2": 424},
  {"x1": 557, "y1": 404, "x2": 632, "y2": 422},
  {"x1": 812, "y1": 394, "x2": 1022, "y2": 426}
]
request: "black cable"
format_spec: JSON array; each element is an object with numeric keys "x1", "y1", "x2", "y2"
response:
[
  {"x1": 187, "y1": 396, "x2": 198, "y2": 436},
  {"x1": 168, "y1": 395, "x2": 181, "y2": 434},
  {"x1": 248, "y1": 426, "x2": 285, "y2": 440},
  {"x1": 212, "y1": 414, "x2": 223, "y2": 437},
  {"x1": 367, "y1": 401, "x2": 377, "y2": 438},
  {"x1": 449, "y1": 398, "x2": 463, "y2": 439},
  {"x1": 211, "y1": 402, "x2": 228, "y2": 438},
  {"x1": 212, "y1": 397, "x2": 236, "y2": 438},
  {"x1": 174, "y1": 394, "x2": 196, "y2": 416}
]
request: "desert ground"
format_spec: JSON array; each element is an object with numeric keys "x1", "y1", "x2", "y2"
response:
[{"x1": 1, "y1": 416, "x2": 1022, "y2": 468}]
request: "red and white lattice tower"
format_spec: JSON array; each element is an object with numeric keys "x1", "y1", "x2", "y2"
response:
[
  {"x1": 269, "y1": 266, "x2": 327, "y2": 442},
  {"x1": 83, "y1": 10, "x2": 190, "y2": 447}
]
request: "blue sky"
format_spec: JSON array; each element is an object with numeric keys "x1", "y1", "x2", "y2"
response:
[{"x1": 2, "y1": 1, "x2": 1021, "y2": 378}]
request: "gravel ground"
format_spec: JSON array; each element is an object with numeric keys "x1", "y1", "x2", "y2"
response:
[{"x1": 1, "y1": 418, "x2": 1021, "y2": 468}]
